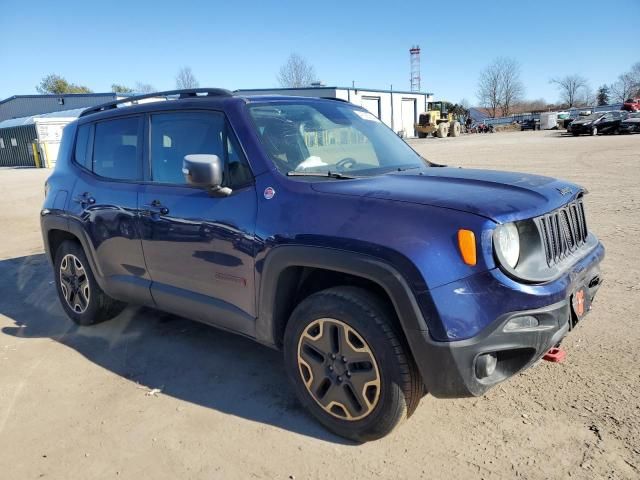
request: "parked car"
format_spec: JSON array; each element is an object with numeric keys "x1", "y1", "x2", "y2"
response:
[
  {"x1": 622, "y1": 98, "x2": 640, "y2": 112},
  {"x1": 568, "y1": 111, "x2": 628, "y2": 136},
  {"x1": 41, "y1": 89, "x2": 605, "y2": 441},
  {"x1": 618, "y1": 112, "x2": 640, "y2": 134},
  {"x1": 519, "y1": 118, "x2": 540, "y2": 131}
]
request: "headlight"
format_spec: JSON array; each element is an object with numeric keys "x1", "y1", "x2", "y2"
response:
[{"x1": 494, "y1": 223, "x2": 520, "y2": 268}]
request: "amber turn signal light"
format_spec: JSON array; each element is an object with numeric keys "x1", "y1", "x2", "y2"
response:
[{"x1": 458, "y1": 229, "x2": 477, "y2": 266}]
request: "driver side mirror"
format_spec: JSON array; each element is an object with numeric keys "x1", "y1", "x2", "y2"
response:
[{"x1": 183, "y1": 154, "x2": 231, "y2": 197}]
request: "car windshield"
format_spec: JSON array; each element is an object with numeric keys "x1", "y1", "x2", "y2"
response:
[
  {"x1": 248, "y1": 101, "x2": 427, "y2": 177},
  {"x1": 582, "y1": 113, "x2": 604, "y2": 121}
]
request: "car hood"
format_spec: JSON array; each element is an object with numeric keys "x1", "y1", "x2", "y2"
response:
[
  {"x1": 572, "y1": 118, "x2": 598, "y2": 125},
  {"x1": 311, "y1": 167, "x2": 583, "y2": 223}
]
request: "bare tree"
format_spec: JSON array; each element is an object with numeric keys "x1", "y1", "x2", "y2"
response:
[
  {"x1": 176, "y1": 67, "x2": 199, "y2": 89},
  {"x1": 277, "y1": 53, "x2": 317, "y2": 88},
  {"x1": 476, "y1": 57, "x2": 523, "y2": 117},
  {"x1": 476, "y1": 60, "x2": 502, "y2": 118},
  {"x1": 517, "y1": 98, "x2": 548, "y2": 113},
  {"x1": 580, "y1": 85, "x2": 596, "y2": 107},
  {"x1": 498, "y1": 58, "x2": 524, "y2": 117},
  {"x1": 135, "y1": 82, "x2": 156, "y2": 93},
  {"x1": 550, "y1": 75, "x2": 589, "y2": 107},
  {"x1": 632, "y1": 62, "x2": 640, "y2": 96},
  {"x1": 610, "y1": 72, "x2": 637, "y2": 102}
]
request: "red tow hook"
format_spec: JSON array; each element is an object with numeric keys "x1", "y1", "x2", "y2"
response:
[{"x1": 543, "y1": 347, "x2": 567, "y2": 363}]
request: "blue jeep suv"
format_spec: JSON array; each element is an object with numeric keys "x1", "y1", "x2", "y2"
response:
[{"x1": 41, "y1": 89, "x2": 604, "y2": 441}]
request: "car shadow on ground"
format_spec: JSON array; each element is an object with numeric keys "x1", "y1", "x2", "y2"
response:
[{"x1": 0, "y1": 253, "x2": 352, "y2": 445}]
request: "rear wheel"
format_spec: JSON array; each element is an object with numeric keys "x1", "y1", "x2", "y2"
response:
[
  {"x1": 54, "y1": 241, "x2": 126, "y2": 325},
  {"x1": 436, "y1": 123, "x2": 448, "y2": 138},
  {"x1": 284, "y1": 286, "x2": 422, "y2": 442}
]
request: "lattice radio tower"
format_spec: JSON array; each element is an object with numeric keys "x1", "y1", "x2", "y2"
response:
[{"x1": 410, "y1": 45, "x2": 421, "y2": 92}]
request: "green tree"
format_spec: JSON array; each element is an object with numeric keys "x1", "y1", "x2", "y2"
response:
[
  {"x1": 111, "y1": 83, "x2": 133, "y2": 93},
  {"x1": 448, "y1": 102, "x2": 470, "y2": 119},
  {"x1": 36, "y1": 74, "x2": 92, "y2": 94},
  {"x1": 596, "y1": 85, "x2": 609, "y2": 106}
]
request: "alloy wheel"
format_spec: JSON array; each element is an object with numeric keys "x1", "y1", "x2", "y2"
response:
[
  {"x1": 297, "y1": 318, "x2": 381, "y2": 421},
  {"x1": 59, "y1": 254, "x2": 90, "y2": 314}
]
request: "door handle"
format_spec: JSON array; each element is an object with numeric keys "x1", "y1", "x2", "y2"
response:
[
  {"x1": 73, "y1": 192, "x2": 95, "y2": 206},
  {"x1": 142, "y1": 200, "x2": 169, "y2": 216}
]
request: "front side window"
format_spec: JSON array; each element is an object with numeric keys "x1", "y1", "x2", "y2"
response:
[
  {"x1": 248, "y1": 101, "x2": 427, "y2": 177},
  {"x1": 150, "y1": 111, "x2": 252, "y2": 187},
  {"x1": 93, "y1": 117, "x2": 141, "y2": 180}
]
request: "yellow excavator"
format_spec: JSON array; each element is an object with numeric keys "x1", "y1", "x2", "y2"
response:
[{"x1": 415, "y1": 101, "x2": 461, "y2": 138}]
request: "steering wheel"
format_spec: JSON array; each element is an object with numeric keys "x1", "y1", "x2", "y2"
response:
[{"x1": 335, "y1": 157, "x2": 357, "y2": 171}]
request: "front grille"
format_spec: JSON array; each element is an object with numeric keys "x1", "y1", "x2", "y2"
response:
[{"x1": 535, "y1": 199, "x2": 588, "y2": 266}]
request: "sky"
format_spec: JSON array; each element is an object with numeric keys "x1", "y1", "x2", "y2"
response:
[{"x1": 1, "y1": 0, "x2": 638, "y2": 104}]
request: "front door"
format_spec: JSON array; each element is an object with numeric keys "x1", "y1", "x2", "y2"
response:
[{"x1": 138, "y1": 111, "x2": 257, "y2": 336}]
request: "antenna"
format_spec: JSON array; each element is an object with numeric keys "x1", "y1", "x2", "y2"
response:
[{"x1": 410, "y1": 45, "x2": 421, "y2": 92}]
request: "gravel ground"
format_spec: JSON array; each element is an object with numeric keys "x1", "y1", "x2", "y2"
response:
[{"x1": 0, "y1": 130, "x2": 638, "y2": 479}]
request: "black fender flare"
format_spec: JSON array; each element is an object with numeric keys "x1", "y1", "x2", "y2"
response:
[
  {"x1": 255, "y1": 245, "x2": 430, "y2": 348},
  {"x1": 41, "y1": 213, "x2": 108, "y2": 293}
]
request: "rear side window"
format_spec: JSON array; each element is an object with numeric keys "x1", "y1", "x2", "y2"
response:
[
  {"x1": 93, "y1": 117, "x2": 142, "y2": 180},
  {"x1": 74, "y1": 124, "x2": 91, "y2": 169}
]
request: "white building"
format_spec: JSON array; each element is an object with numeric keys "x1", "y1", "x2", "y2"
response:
[{"x1": 236, "y1": 86, "x2": 434, "y2": 138}]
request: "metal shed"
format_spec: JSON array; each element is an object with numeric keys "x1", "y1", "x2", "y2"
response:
[
  {"x1": 0, "y1": 109, "x2": 83, "y2": 167},
  {"x1": 235, "y1": 86, "x2": 434, "y2": 138},
  {"x1": 0, "y1": 93, "x2": 120, "y2": 122}
]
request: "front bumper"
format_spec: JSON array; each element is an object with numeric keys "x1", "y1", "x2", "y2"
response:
[
  {"x1": 619, "y1": 124, "x2": 640, "y2": 133},
  {"x1": 409, "y1": 241, "x2": 604, "y2": 398},
  {"x1": 569, "y1": 123, "x2": 593, "y2": 134}
]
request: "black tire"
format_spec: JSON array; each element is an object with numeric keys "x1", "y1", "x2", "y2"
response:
[
  {"x1": 283, "y1": 286, "x2": 422, "y2": 442},
  {"x1": 54, "y1": 240, "x2": 126, "y2": 326},
  {"x1": 417, "y1": 131, "x2": 427, "y2": 138}
]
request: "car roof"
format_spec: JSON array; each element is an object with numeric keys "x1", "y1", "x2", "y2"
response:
[{"x1": 77, "y1": 91, "x2": 349, "y2": 124}]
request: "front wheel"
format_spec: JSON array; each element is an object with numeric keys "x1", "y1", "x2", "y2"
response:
[
  {"x1": 590, "y1": 126, "x2": 598, "y2": 136},
  {"x1": 436, "y1": 123, "x2": 448, "y2": 138},
  {"x1": 54, "y1": 240, "x2": 126, "y2": 325},
  {"x1": 284, "y1": 287, "x2": 422, "y2": 442}
]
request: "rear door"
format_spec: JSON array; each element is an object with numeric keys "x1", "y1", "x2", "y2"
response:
[
  {"x1": 67, "y1": 115, "x2": 152, "y2": 304},
  {"x1": 401, "y1": 98, "x2": 416, "y2": 137},
  {"x1": 361, "y1": 96, "x2": 381, "y2": 119},
  {"x1": 138, "y1": 110, "x2": 258, "y2": 336}
]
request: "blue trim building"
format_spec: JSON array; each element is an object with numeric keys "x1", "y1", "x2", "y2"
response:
[{"x1": 0, "y1": 93, "x2": 122, "y2": 122}]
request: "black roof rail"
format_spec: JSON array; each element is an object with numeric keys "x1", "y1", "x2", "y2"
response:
[
  {"x1": 79, "y1": 88, "x2": 233, "y2": 117},
  {"x1": 321, "y1": 96, "x2": 349, "y2": 103}
]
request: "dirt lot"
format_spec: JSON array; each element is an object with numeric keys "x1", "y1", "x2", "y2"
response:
[{"x1": 0, "y1": 131, "x2": 638, "y2": 479}]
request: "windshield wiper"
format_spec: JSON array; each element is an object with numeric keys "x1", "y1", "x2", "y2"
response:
[{"x1": 287, "y1": 171, "x2": 356, "y2": 179}]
